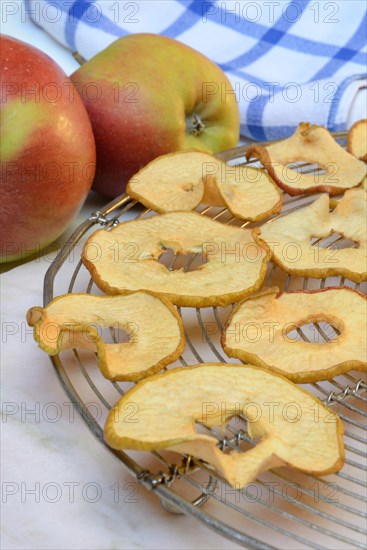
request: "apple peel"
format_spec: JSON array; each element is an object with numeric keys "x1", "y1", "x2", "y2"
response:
[
  {"x1": 222, "y1": 287, "x2": 367, "y2": 383},
  {"x1": 247, "y1": 123, "x2": 367, "y2": 195},
  {"x1": 82, "y1": 212, "x2": 269, "y2": 307},
  {"x1": 347, "y1": 119, "x2": 367, "y2": 163},
  {"x1": 26, "y1": 292, "x2": 185, "y2": 381},
  {"x1": 256, "y1": 188, "x2": 367, "y2": 282},
  {"x1": 105, "y1": 363, "x2": 344, "y2": 488}
]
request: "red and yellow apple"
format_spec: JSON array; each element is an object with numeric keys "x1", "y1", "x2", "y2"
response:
[
  {"x1": 71, "y1": 33, "x2": 240, "y2": 198},
  {"x1": 0, "y1": 35, "x2": 96, "y2": 263}
]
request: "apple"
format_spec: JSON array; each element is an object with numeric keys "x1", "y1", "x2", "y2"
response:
[
  {"x1": 71, "y1": 33, "x2": 240, "y2": 198},
  {"x1": 0, "y1": 35, "x2": 96, "y2": 263}
]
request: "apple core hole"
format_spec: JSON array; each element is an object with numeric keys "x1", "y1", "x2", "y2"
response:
[
  {"x1": 159, "y1": 247, "x2": 207, "y2": 272},
  {"x1": 196, "y1": 406, "x2": 259, "y2": 450},
  {"x1": 114, "y1": 327, "x2": 131, "y2": 343},
  {"x1": 194, "y1": 419, "x2": 255, "y2": 455},
  {"x1": 286, "y1": 321, "x2": 341, "y2": 343},
  {"x1": 285, "y1": 161, "x2": 327, "y2": 175},
  {"x1": 310, "y1": 232, "x2": 359, "y2": 249},
  {"x1": 100, "y1": 326, "x2": 131, "y2": 344}
]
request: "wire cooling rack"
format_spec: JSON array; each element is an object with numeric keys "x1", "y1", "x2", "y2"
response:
[{"x1": 43, "y1": 132, "x2": 366, "y2": 550}]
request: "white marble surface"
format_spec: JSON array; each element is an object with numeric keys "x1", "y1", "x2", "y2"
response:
[
  {"x1": 1, "y1": 5, "x2": 239, "y2": 549},
  {"x1": 1, "y1": 254, "x2": 241, "y2": 550}
]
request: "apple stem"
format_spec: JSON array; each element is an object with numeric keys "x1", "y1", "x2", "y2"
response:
[
  {"x1": 186, "y1": 113, "x2": 206, "y2": 137},
  {"x1": 72, "y1": 51, "x2": 86, "y2": 66}
]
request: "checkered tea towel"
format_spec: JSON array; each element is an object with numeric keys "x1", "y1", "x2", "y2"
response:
[{"x1": 25, "y1": 0, "x2": 367, "y2": 140}]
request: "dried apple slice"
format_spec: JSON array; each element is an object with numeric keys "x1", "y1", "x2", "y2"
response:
[
  {"x1": 26, "y1": 292, "x2": 185, "y2": 381},
  {"x1": 126, "y1": 150, "x2": 214, "y2": 213},
  {"x1": 127, "y1": 150, "x2": 282, "y2": 221},
  {"x1": 223, "y1": 287, "x2": 367, "y2": 383},
  {"x1": 256, "y1": 188, "x2": 367, "y2": 282},
  {"x1": 105, "y1": 363, "x2": 344, "y2": 488},
  {"x1": 203, "y1": 164, "x2": 282, "y2": 222},
  {"x1": 247, "y1": 123, "x2": 367, "y2": 195},
  {"x1": 347, "y1": 119, "x2": 367, "y2": 162},
  {"x1": 82, "y1": 212, "x2": 269, "y2": 307}
]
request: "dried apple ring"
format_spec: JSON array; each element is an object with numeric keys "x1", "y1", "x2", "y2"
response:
[
  {"x1": 247, "y1": 122, "x2": 367, "y2": 195},
  {"x1": 222, "y1": 287, "x2": 367, "y2": 383},
  {"x1": 82, "y1": 212, "x2": 269, "y2": 307},
  {"x1": 27, "y1": 292, "x2": 185, "y2": 381},
  {"x1": 256, "y1": 188, "x2": 367, "y2": 282},
  {"x1": 127, "y1": 150, "x2": 282, "y2": 221},
  {"x1": 347, "y1": 119, "x2": 367, "y2": 162},
  {"x1": 105, "y1": 363, "x2": 344, "y2": 489}
]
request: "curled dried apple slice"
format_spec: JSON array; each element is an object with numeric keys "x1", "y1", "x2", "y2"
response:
[
  {"x1": 223, "y1": 287, "x2": 367, "y2": 383},
  {"x1": 247, "y1": 123, "x2": 367, "y2": 195},
  {"x1": 126, "y1": 150, "x2": 213, "y2": 213},
  {"x1": 105, "y1": 363, "x2": 344, "y2": 488},
  {"x1": 82, "y1": 212, "x2": 269, "y2": 307},
  {"x1": 203, "y1": 163, "x2": 282, "y2": 222},
  {"x1": 347, "y1": 119, "x2": 367, "y2": 162},
  {"x1": 256, "y1": 188, "x2": 367, "y2": 282},
  {"x1": 127, "y1": 150, "x2": 282, "y2": 221},
  {"x1": 26, "y1": 292, "x2": 185, "y2": 381}
]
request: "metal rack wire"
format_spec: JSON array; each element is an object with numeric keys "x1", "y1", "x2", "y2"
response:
[{"x1": 43, "y1": 132, "x2": 366, "y2": 550}]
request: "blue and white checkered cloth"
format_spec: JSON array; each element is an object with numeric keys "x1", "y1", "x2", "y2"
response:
[{"x1": 26, "y1": 0, "x2": 367, "y2": 140}]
